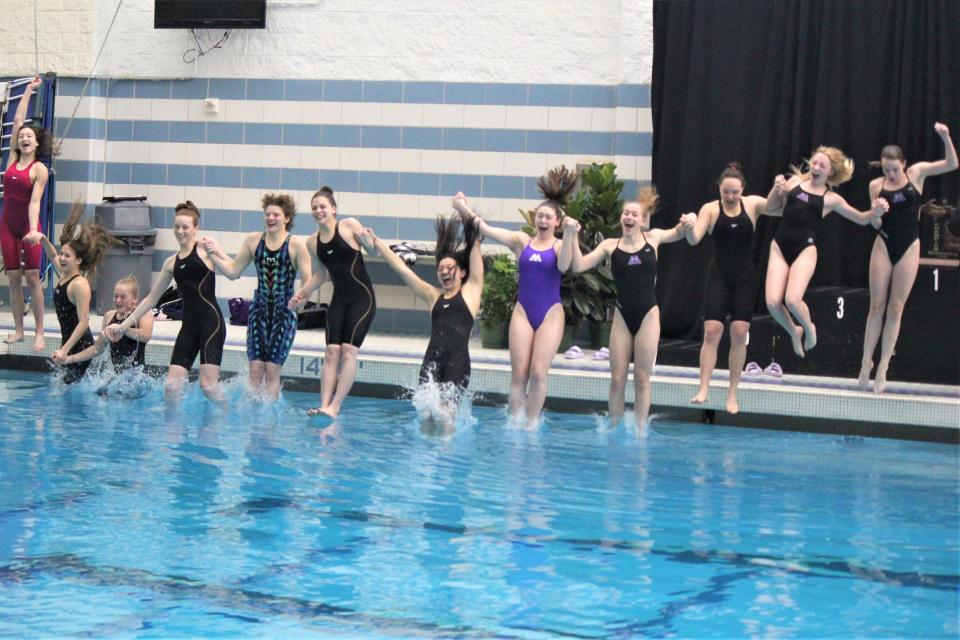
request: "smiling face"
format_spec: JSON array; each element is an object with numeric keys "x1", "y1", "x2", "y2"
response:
[
  {"x1": 620, "y1": 202, "x2": 648, "y2": 235},
  {"x1": 17, "y1": 127, "x2": 38, "y2": 158},
  {"x1": 173, "y1": 213, "x2": 198, "y2": 247},
  {"x1": 718, "y1": 177, "x2": 743, "y2": 206},
  {"x1": 809, "y1": 152, "x2": 832, "y2": 185},
  {"x1": 436, "y1": 256, "x2": 465, "y2": 292},
  {"x1": 311, "y1": 195, "x2": 336, "y2": 226},
  {"x1": 58, "y1": 243, "x2": 80, "y2": 274},
  {"x1": 263, "y1": 204, "x2": 287, "y2": 233},
  {"x1": 113, "y1": 283, "x2": 138, "y2": 314},
  {"x1": 533, "y1": 204, "x2": 560, "y2": 237}
]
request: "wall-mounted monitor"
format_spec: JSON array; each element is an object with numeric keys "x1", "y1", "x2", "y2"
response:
[{"x1": 155, "y1": 1, "x2": 266, "y2": 29}]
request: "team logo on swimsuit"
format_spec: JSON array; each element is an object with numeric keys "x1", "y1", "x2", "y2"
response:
[
  {"x1": 797, "y1": 192, "x2": 809, "y2": 203},
  {"x1": 528, "y1": 253, "x2": 542, "y2": 262},
  {"x1": 893, "y1": 192, "x2": 906, "y2": 203},
  {"x1": 807, "y1": 237, "x2": 814, "y2": 244},
  {"x1": 628, "y1": 255, "x2": 642, "y2": 266}
]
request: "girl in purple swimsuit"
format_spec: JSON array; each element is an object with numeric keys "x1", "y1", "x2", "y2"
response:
[{"x1": 452, "y1": 166, "x2": 578, "y2": 428}]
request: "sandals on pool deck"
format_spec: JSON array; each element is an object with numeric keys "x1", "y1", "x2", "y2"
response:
[
  {"x1": 745, "y1": 361, "x2": 783, "y2": 378},
  {"x1": 564, "y1": 345, "x2": 585, "y2": 359},
  {"x1": 592, "y1": 347, "x2": 610, "y2": 360},
  {"x1": 744, "y1": 361, "x2": 763, "y2": 376},
  {"x1": 763, "y1": 362, "x2": 783, "y2": 378}
]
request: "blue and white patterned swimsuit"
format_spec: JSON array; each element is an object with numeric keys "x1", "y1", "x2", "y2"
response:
[{"x1": 246, "y1": 234, "x2": 298, "y2": 365}]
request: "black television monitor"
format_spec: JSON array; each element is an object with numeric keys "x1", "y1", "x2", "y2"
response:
[{"x1": 154, "y1": 1, "x2": 266, "y2": 29}]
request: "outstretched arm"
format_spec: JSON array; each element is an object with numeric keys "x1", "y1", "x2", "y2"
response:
[
  {"x1": 359, "y1": 228, "x2": 437, "y2": 306},
  {"x1": 461, "y1": 234, "x2": 485, "y2": 315},
  {"x1": 683, "y1": 202, "x2": 716, "y2": 245},
  {"x1": 39, "y1": 235, "x2": 62, "y2": 277},
  {"x1": 826, "y1": 192, "x2": 889, "y2": 225},
  {"x1": 57, "y1": 312, "x2": 112, "y2": 365},
  {"x1": 650, "y1": 220, "x2": 687, "y2": 247},
  {"x1": 765, "y1": 174, "x2": 789, "y2": 211},
  {"x1": 288, "y1": 237, "x2": 328, "y2": 310},
  {"x1": 108, "y1": 258, "x2": 176, "y2": 336},
  {"x1": 199, "y1": 235, "x2": 254, "y2": 280},
  {"x1": 452, "y1": 192, "x2": 528, "y2": 255},
  {"x1": 571, "y1": 237, "x2": 615, "y2": 273}
]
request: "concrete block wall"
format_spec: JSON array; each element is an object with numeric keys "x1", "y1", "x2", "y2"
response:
[{"x1": 1, "y1": 0, "x2": 654, "y2": 334}]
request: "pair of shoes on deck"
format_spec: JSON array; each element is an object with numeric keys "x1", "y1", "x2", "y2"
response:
[
  {"x1": 389, "y1": 242, "x2": 418, "y2": 265},
  {"x1": 745, "y1": 361, "x2": 783, "y2": 378},
  {"x1": 563, "y1": 346, "x2": 610, "y2": 360}
]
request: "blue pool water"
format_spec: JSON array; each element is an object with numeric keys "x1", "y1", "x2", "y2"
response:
[{"x1": 0, "y1": 370, "x2": 957, "y2": 638}]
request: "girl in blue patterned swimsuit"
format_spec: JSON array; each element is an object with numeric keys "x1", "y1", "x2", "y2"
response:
[{"x1": 201, "y1": 194, "x2": 312, "y2": 398}]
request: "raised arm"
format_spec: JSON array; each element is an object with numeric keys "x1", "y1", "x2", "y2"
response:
[
  {"x1": 199, "y1": 234, "x2": 254, "y2": 280},
  {"x1": 290, "y1": 235, "x2": 312, "y2": 288},
  {"x1": 461, "y1": 234, "x2": 485, "y2": 315},
  {"x1": 825, "y1": 192, "x2": 889, "y2": 225},
  {"x1": 744, "y1": 194, "x2": 779, "y2": 221},
  {"x1": 571, "y1": 237, "x2": 615, "y2": 273},
  {"x1": 39, "y1": 234, "x2": 61, "y2": 276},
  {"x1": 122, "y1": 310, "x2": 155, "y2": 344},
  {"x1": 909, "y1": 123, "x2": 958, "y2": 191},
  {"x1": 452, "y1": 193, "x2": 527, "y2": 255},
  {"x1": 359, "y1": 228, "x2": 437, "y2": 306},
  {"x1": 649, "y1": 220, "x2": 687, "y2": 247},
  {"x1": 556, "y1": 223, "x2": 577, "y2": 272},
  {"x1": 765, "y1": 174, "x2": 789, "y2": 211},
  {"x1": 6, "y1": 77, "x2": 41, "y2": 171}
]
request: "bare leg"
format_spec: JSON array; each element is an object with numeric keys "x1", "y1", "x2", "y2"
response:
[
  {"x1": 726, "y1": 321, "x2": 749, "y2": 414},
  {"x1": 507, "y1": 306, "x2": 534, "y2": 419},
  {"x1": 782, "y1": 247, "x2": 818, "y2": 352},
  {"x1": 263, "y1": 363, "x2": 283, "y2": 399},
  {"x1": 248, "y1": 360, "x2": 267, "y2": 395},
  {"x1": 692, "y1": 320, "x2": 723, "y2": 404},
  {"x1": 5, "y1": 269, "x2": 25, "y2": 343},
  {"x1": 324, "y1": 344, "x2": 359, "y2": 417},
  {"x1": 310, "y1": 344, "x2": 341, "y2": 415},
  {"x1": 607, "y1": 311, "x2": 633, "y2": 428},
  {"x1": 632, "y1": 308, "x2": 660, "y2": 432},
  {"x1": 875, "y1": 241, "x2": 920, "y2": 394},
  {"x1": 860, "y1": 238, "x2": 891, "y2": 388},
  {"x1": 523, "y1": 304, "x2": 564, "y2": 427},
  {"x1": 24, "y1": 269, "x2": 44, "y2": 351},
  {"x1": 164, "y1": 365, "x2": 189, "y2": 403},
  {"x1": 765, "y1": 243, "x2": 805, "y2": 357},
  {"x1": 198, "y1": 363, "x2": 225, "y2": 405}
]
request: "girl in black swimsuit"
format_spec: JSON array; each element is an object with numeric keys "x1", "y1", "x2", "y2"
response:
[
  {"x1": 764, "y1": 147, "x2": 888, "y2": 358},
  {"x1": 859, "y1": 123, "x2": 958, "y2": 393},
  {"x1": 359, "y1": 211, "x2": 482, "y2": 436},
  {"x1": 108, "y1": 201, "x2": 227, "y2": 404},
  {"x1": 566, "y1": 188, "x2": 685, "y2": 431},
  {"x1": 41, "y1": 203, "x2": 111, "y2": 383},
  {"x1": 288, "y1": 187, "x2": 377, "y2": 420},
  {"x1": 680, "y1": 163, "x2": 778, "y2": 415}
]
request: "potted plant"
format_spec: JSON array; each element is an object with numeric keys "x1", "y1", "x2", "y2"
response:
[
  {"x1": 521, "y1": 162, "x2": 625, "y2": 350},
  {"x1": 479, "y1": 252, "x2": 517, "y2": 348}
]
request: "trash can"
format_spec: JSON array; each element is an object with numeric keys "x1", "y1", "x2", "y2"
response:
[{"x1": 94, "y1": 196, "x2": 157, "y2": 315}]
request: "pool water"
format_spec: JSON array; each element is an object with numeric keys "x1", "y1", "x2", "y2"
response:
[{"x1": 0, "y1": 370, "x2": 956, "y2": 638}]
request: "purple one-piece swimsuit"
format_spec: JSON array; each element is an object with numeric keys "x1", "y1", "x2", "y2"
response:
[{"x1": 517, "y1": 243, "x2": 562, "y2": 330}]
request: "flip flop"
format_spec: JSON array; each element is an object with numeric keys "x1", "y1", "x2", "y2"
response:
[
  {"x1": 744, "y1": 361, "x2": 763, "y2": 376},
  {"x1": 592, "y1": 347, "x2": 610, "y2": 360},
  {"x1": 763, "y1": 362, "x2": 783, "y2": 378},
  {"x1": 564, "y1": 345, "x2": 585, "y2": 359}
]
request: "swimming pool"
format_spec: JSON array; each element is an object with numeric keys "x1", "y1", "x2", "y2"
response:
[{"x1": 0, "y1": 370, "x2": 956, "y2": 638}]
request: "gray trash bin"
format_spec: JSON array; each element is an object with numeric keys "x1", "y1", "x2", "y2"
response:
[{"x1": 94, "y1": 196, "x2": 157, "y2": 315}]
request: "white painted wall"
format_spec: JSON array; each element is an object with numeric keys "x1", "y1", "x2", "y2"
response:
[{"x1": 1, "y1": 0, "x2": 653, "y2": 84}]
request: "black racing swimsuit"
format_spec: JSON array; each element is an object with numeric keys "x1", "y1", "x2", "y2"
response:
[
  {"x1": 317, "y1": 222, "x2": 376, "y2": 347},
  {"x1": 611, "y1": 237, "x2": 658, "y2": 336},
  {"x1": 170, "y1": 244, "x2": 226, "y2": 368},
  {"x1": 704, "y1": 201, "x2": 756, "y2": 323},
  {"x1": 54, "y1": 274, "x2": 95, "y2": 384},
  {"x1": 878, "y1": 180, "x2": 921, "y2": 265},
  {"x1": 107, "y1": 312, "x2": 146, "y2": 371},
  {"x1": 774, "y1": 184, "x2": 826, "y2": 265},
  {"x1": 419, "y1": 291, "x2": 474, "y2": 390}
]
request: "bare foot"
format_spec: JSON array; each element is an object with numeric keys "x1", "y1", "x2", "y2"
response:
[
  {"x1": 726, "y1": 394, "x2": 739, "y2": 415},
  {"x1": 690, "y1": 389, "x2": 708, "y2": 404},
  {"x1": 858, "y1": 361, "x2": 873, "y2": 390},
  {"x1": 4, "y1": 332, "x2": 25, "y2": 345},
  {"x1": 804, "y1": 323, "x2": 817, "y2": 351},
  {"x1": 32, "y1": 333, "x2": 45, "y2": 352},
  {"x1": 874, "y1": 364, "x2": 888, "y2": 394},
  {"x1": 790, "y1": 326, "x2": 805, "y2": 358},
  {"x1": 307, "y1": 406, "x2": 336, "y2": 419}
]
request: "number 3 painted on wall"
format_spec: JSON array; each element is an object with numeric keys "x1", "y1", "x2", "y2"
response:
[{"x1": 836, "y1": 296, "x2": 845, "y2": 319}]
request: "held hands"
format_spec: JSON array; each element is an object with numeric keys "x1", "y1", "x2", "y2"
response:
[
  {"x1": 287, "y1": 290, "x2": 307, "y2": 311},
  {"x1": 23, "y1": 231, "x2": 43, "y2": 246},
  {"x1": 562, "y1": 217, "x2": 581, "y2": 235},
  {"x1": 52, "y1": 349, "x2": 69, "y2": 365},
  {"x1": 870, "y1": 197, "x2": 889, "y2": 222},
  {"x1": 356, "y1": 227, "x2": 378, "y2": 253},
  {"x1": 679, "y1": 212, "x2": 697, "y2": 228},
  {"x1": 451, "y1": 192, "x2": 472, "y2": 215},
  {"x1": 773, "y1": 174, "x2": 788, "y2": 193},
  {"x1": 103, "y1": 324, "x2": 124, "y2": 342},
  {"x1": 198, "y1": 236, "x2": 220, "y2": 255},
  {"x1": 934, "y1": 122, "x2": 950, "y2": 139}
]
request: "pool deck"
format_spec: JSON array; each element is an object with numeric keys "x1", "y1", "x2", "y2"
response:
[{"x1": 0, "y1": 310, "x2": 957, "y2": 442}]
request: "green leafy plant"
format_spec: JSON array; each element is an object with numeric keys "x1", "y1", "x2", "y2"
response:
[
  {"x1": 520, "y1": 162, "x2": 624, "y2": 325},
  {"x1": 479, "y1": 252, "x2": 518, "y2": 322}
]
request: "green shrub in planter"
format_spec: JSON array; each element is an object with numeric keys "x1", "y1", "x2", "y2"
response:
[{"x1": 479, "y1": 253, "x2": 517, "y2": 348}]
